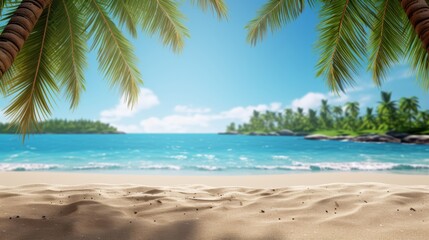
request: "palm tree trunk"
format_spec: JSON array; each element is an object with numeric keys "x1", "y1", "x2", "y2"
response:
[
  {"x1": 401, "y1": 0, "x2": 429, "y2": 53},
  {"x1": 0, "y1": 0, "x2": 50, "y2": 78}
]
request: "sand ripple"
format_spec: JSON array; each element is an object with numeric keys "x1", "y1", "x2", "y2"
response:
[{"x1": 0, "y1": 183, "x2": 428, "y2": 239}]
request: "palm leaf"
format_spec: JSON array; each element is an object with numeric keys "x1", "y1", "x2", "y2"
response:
[
  {"x1": 86, "y1": 0, "x2": 142, "y2": 107},
  {"x1": 246, "y1": 0, "x2": 306, "y2": 45},
  {"x1": 4, "y1": 5, "x2": 58, "y2": 136},
  {"x1": 404, "y1": 13, "x2": 429, "y2": 90},
  {"x1": 133, "y1": 0, "x2": 189, "y2": 52},
  {"x1": 191, "y1": 0, "x2": 228, "y2": 19},
  {"x1": 105, "y1": 0, "x2": 138, "y2": 37},
  {"x1": 368, "y1": 0, "x2": 405, "y2": 86},
  {"x1": 52, "y1": 0, "x2": 87, "y2": 109},
  {"x1": 316, "y1": 0, "x2": 374, "y2": 92}
]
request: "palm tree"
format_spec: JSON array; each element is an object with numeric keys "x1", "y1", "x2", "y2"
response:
[
  {"x1": 362, "y1": 107, "x2": 377, "y2": 130},
  {"x1": 332, "y1": 106, "x2": 343, "y2": 128},
  {"x1": 344, "y1": 102, "x2": 360, "y2": 130},
  {"x1": 416, "y1": 110, "x2": 429, "y2": 128},
  {"x1": 319, "y1": 99, "x2": 331, "y2": 129},
  {"x1": 0, "y1": 0, "x2": 227, "y2": 135},
  {"x1": 247, "y1": 0, "x2": 429, "y2": 92},
  {"x1": 399, "y1": 96, "x2": 420, "y2": 127},
  {"x1": 307, "y1": 109, "x2": 318, "y2": 131},
  {"x1": 377, "y1": 91, "x2": 397, "y2": 130}
]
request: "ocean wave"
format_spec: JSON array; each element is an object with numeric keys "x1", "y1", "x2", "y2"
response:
[
  {"x1": 140, "y1": 165, "x2": 181, "y2": 171},
  {"x1": 272, "y1": 155, "x2": 290, "y2": 160},
  {"x1": 73, "y1": 162, "x2": 122, "y2": 170},
  {"x1": 169, "y1": 155, "x2": 188, "y2": 160},
  {"x1": 195, "y1": 154, "x2": 215, "y2": 160},
  {"x1": 254, "y1": 165, "x2": 310, "y2": 171},
  {"x1": 291, "y1": 161, "x2": 429, "y2": 171},
  {"x1": 0, "y1": 163, "x2": 60, "y2": 171},
  {"x1": 252, "y1": 162, "x2": 429, "y2": 171},
  {"x1": 194, "y1": 165, "x2": 224, "y2": 171}
]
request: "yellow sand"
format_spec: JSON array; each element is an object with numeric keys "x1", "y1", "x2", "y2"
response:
[{"x1": 0, "y1": 172, "x2": 428, "y2": 239}]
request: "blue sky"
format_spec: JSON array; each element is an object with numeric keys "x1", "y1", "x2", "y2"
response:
[{"x1": 1, "y1": 0, "x2": 428, "y2": 133}]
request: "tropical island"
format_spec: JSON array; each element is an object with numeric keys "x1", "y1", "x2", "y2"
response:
[
  {"x1": 0, "y1": 119, "x2": 121, "y2": 134},
  {"x1": 222, "y1": 92, "x2": 429, "y2": 144}
]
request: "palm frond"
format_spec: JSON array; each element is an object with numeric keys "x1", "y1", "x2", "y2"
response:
[
  {"x1": 191, "y1": 0, "x2": 228, "y2": 19},
  {"x1": 368, "y1": 0, "x2": 405, "y2": 86},
  {"x1": 52, "y1": 0, "x2": 87, "y2": 109},
  {"x1": 316, "y1": 0, "x2": 374, "y2": 92},
  {"x1": 86, "y1": 0, "x2": 142, "y2": 107},
  {"x1": 246, "y1": 0, "x2": 306, "y2": 45},
  {"x1": 404, "y1": 12, "x2": 429, "y2": 90},
  {"x1": 105, "y1": 0, "x2": 138, "y2": 37},
  {"x1": 4, "y1": 5, "x2": 58, "y2": 136},
  {"x1": 0, "y1": 64, "x2": 15, "y2": 95},
  {"x1": 133, "y1": 0, "x2": 189, "y2": 52}
]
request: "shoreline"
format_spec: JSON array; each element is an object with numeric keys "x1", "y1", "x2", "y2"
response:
[{"x1": 1, "y1": 172, "x2": 429, "y2": 187}]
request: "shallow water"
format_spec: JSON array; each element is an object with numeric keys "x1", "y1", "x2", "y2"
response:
[{"x1": 0, "y1": 134, "x2": 428, "y2": 175}]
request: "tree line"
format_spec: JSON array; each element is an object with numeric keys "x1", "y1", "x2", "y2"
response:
[
  {"x1": 0, "y1": 119, "x2": 119, "y2": 134},
  {"x1": 226, "y1": 92, "x2": 429, "y2": 134}
]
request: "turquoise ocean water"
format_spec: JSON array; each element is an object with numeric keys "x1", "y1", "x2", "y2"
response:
[{"x1": 0, "y1": 134, "x2": 428, "y2": 175}]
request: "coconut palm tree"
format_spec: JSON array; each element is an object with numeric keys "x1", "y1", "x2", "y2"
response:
[
  {"x1": 307, "y1": 108, "x2": 318, "y2": 130},
  {"x1": 332, "y1": 106, "x2": 344, "y2": 128},
  {"x1": 319, "y1": 99, "x2": 331, "y2": 129},
  {"x1": 362, "y1": 107, "x2": 377, "y2": 130},
  {"x1": 247, "y1": 0, "x2": 429, "y2": 92},
  {"x1": 0, "y1": 0, "x2": 227, "y2": 135},
  {"x1": 344, "y1": 102, "x2": 360, "y2": 130},
  {"x1": 399, "y1": 96, "x2": 420, "y2": 126},
  {"x1": 377, "y1": 91, "x2": 397, "y2": 130}
]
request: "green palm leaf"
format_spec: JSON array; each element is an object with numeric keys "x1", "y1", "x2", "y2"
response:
[
  {"x1": 405, "y1": 16, "x2": 429, "y2": 90},
  {"x1": 246, "y1": 0, "x2": 307, "y2": 46},
  {"x1": 4, "y1": 5, "x2": 58, "y2": 136},
  {"x1": 52, "y1": 0, "x2": 87, "y2": 109},
  {"x1": 105, "y1": 0, "x2": 138, "y2": 38},
  {"x1": 191, "y1": 0, "x2": 228, "y2": 19},
  {"x1": 368, "y1": 0, "x2": 405, "y2": 85},
  {"x1": 86, "y1": 0, "x2": 142, "y2": 107},
  {"x1": 134, "y1": 0, "x2": 189, "y2": 52},
  {"x1": 316, "y1": 0, "x2": 374, "y2": 92}
]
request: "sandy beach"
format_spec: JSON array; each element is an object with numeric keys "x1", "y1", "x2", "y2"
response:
[{"x1": 0, "y1": 172, "x2": 427, "y2": 239}]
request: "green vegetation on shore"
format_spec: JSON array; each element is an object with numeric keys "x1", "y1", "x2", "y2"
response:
[
  {"x1": 225, "y1": 92, "x2": 429, "y2": 135},
  {"x1": 0, "y1": 119, "x2": 120, "y2": 134}
]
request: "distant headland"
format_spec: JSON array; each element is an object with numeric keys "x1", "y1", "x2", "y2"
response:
[
  {"x1": 0, "y1": 119, "x2": 123, "y2": 134},
  {"x1": 220, "y1": 92, "x2": 429, "y2": 144}
]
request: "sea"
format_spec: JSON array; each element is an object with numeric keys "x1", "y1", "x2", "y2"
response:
[{"x1": 1, "y1": 134, "x2": 428, "y2": 175}]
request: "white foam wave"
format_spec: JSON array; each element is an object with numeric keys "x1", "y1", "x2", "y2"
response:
[
  {"x1": 140, "y1": 165, "x2": 181, "y2": 171},
  {"x1": 0, "y1": 163, "x2": 60, "y2": 171},
  {"x1": 272, "y1": 155, "x2": 289, "y2": 160},
  {"x1": 169, "y1": 155, "x2": 188, "y2": 160},
  {"x1": 73, "y1": 162, "x2": 122, "y2": 170},
  {"x1": 195, "y1": 154, "x2": 215, "y2": 160},
  {"x1": 195, "y1": 165, "x2": 224, "y2": 171},
  {"x1": 253, "y1": 162, "x2": 429, "y2": 171},
  {"x1": 255, "y1": 165, "x2": 310, "y2": 171}
]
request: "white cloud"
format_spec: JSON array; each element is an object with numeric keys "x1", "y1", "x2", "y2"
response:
[
  {"x1": 140, "y1": 114, "x2": 214, "y2": 133},
  {"x1": 291, "y1": 92, "x2": 326, "y2": 111},
  {"x1": 388, "y1": 70, "x2": 414, "y2": 82},
  {"x1": 219, "y1": 102, "x2": 282, "y2": 122},
  {"x1": 0, "y1": 110, "x2": 5, "y2": 123},
  {"x1": 174, "y1": 105, "x2": 211, "y2": 114},
  {"x1": 100, "y1": 88, "x2": 159, "y2": 122},
  {"x1": 120, "y1": 102, "x2": 283, "y2": 133}
]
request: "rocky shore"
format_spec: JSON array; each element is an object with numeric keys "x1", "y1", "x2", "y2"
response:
[{"x1": 218, "y1": 130, "x2": 429, "y2": 144}]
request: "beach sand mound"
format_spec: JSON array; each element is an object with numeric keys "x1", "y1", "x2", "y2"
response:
[{"x1": 0, "y1": 183, "x2": 428, "y2": 240}]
